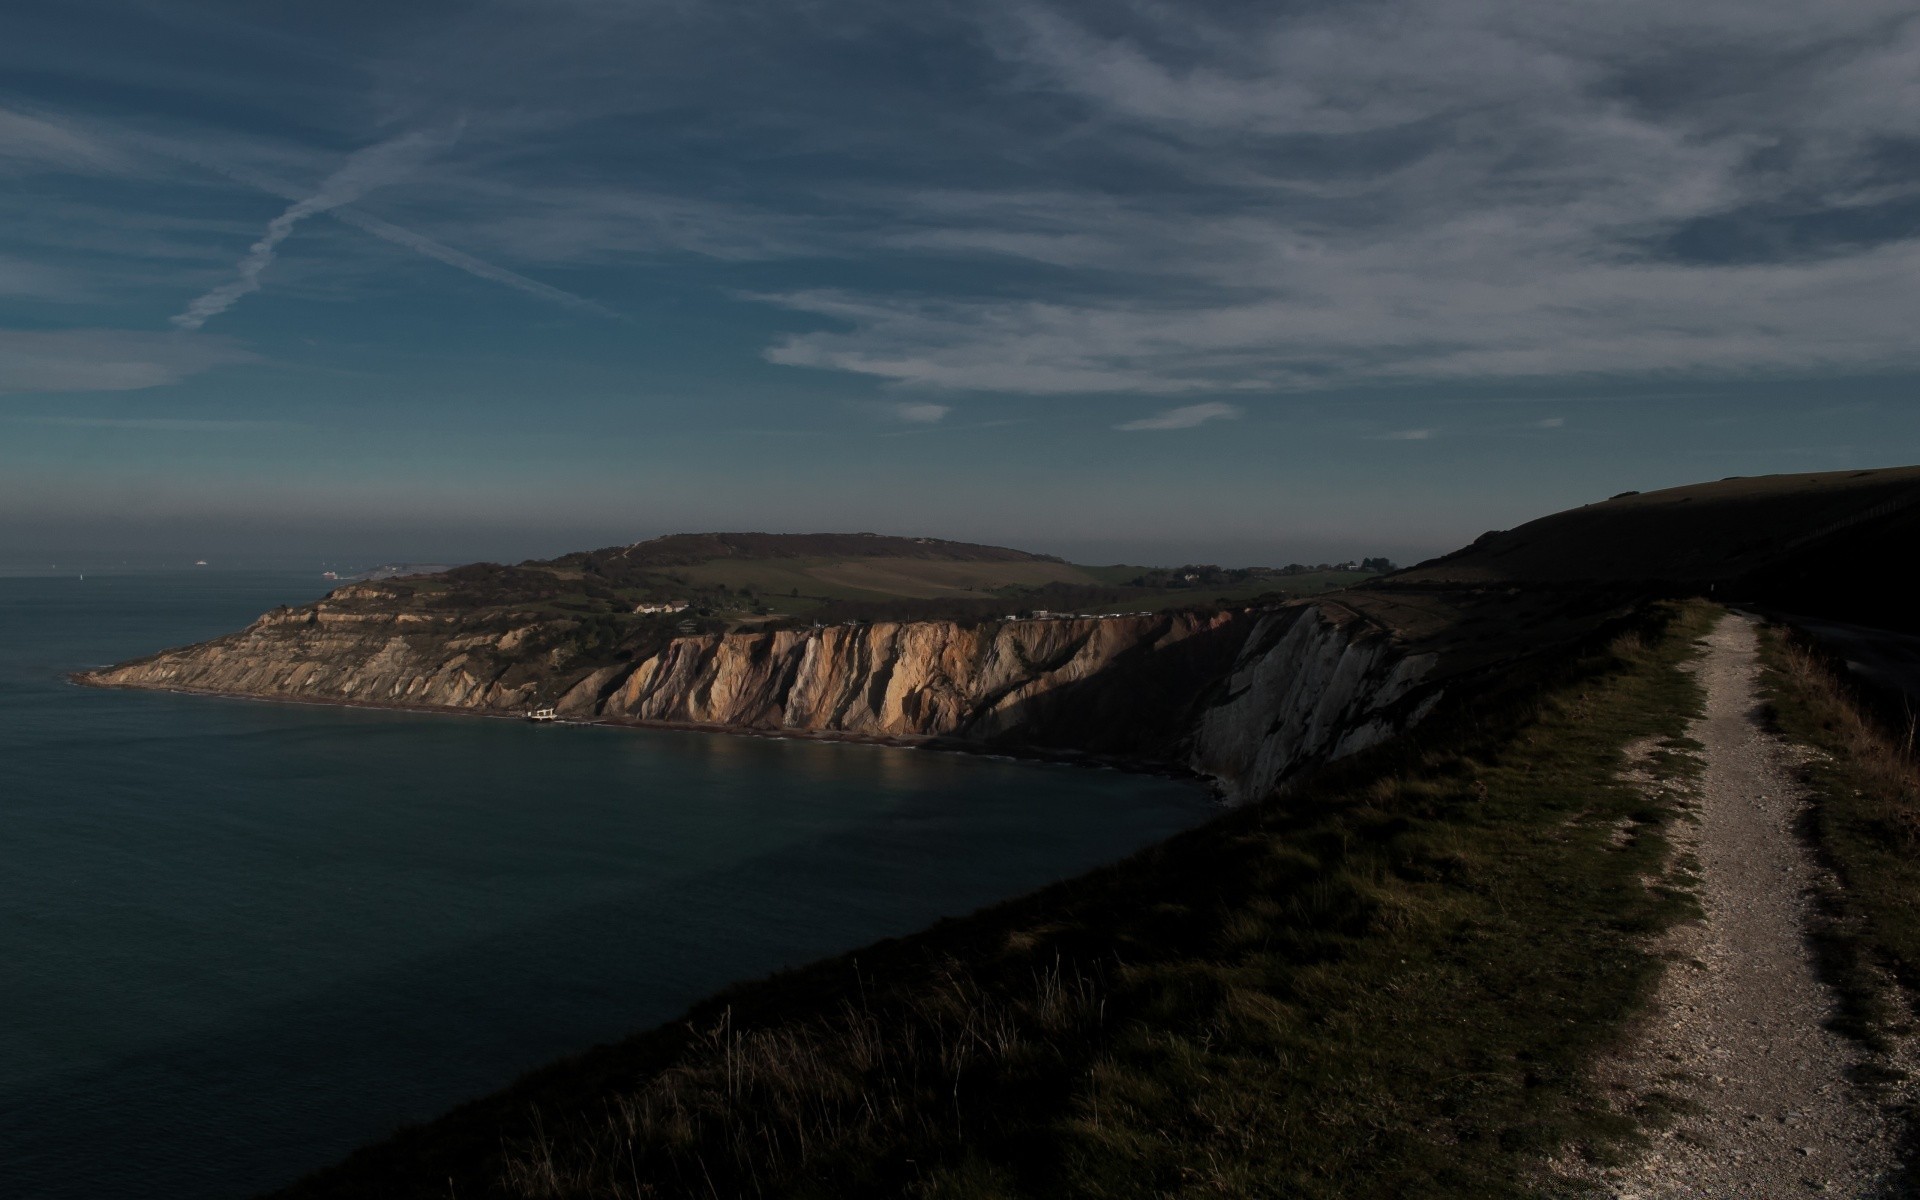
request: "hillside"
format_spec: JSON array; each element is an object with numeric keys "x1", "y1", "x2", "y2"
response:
[
  {"x1": 1376, "y1": 466, "x2": 1920, "y2": 628},
  {"x1": 1319, "y1": 464, "x2": 1920, "y2": 674},
  {"x1": 559, "y1": 532, "x2": 1069, "y2": 569},
  {"x1": 346, "y1": 533, "x2": 1371, "y2": 632}
]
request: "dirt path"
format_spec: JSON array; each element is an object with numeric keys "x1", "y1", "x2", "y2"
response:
[{"x1": 1583, "y1": 612, "x2": 1905, "y2": 1198}]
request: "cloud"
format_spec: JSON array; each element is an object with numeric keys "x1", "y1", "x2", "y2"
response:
[
  {"x1": 1533, "y1": 417, "x2": 1566, "y2": 428},
  {"x1": 173, "y1": 128, "x2": 458, "y2": 330},
  {"x1": 0, "y1": 107, "x2": 129, "y2": 173},
  {"x1": 761, "y1": 291, "x2": 1248, "y2": 394},
  {"x1": 736, "y1": 3, "x2": 1920, "y2": 394},
  {"x1": 0, "y1": 329, "x2": 255, "y2": 393},
  {"x1": 10, "y1": 2, "x2": 1920, "y2": 399},
  {"x1": 0, "y1": 254, "x2": 82, "y2": 301},
  {"x1": 1377, "y1": 428, "x2": 1436, "y2": 440},
  {"x1": 3, "y1": 415, "x2": 296, "y2": 431},
  {"x1": 891, "y1": 402, "x2": 950, "y2": 423},
  {"x1": 324, "y1": 206, "x2": 619, "y2": 317},
  {"x1": 159, "y1": 144, "x2": 621, "y2": 318},
  {"x1": 1117, "y1": 402, "x2": 1241, "y2": 431}
]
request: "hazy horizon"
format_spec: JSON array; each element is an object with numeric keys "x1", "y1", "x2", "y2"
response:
[{"x1": 0, "y1": 520, "x2": 1449, "y2": 575}]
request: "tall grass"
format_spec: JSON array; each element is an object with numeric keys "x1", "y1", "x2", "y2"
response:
[{"x1": 1758, "y1": 626, "x2": 1920, "y2": 1050}]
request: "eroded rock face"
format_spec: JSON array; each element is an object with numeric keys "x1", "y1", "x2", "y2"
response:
[
  {"x1": 89, "y1": 604, "x2": 550, "y2": 713},
  {"x1": 1188, "y1": 606, "x2": 1441, "y2": 803},
  {"x1": 82, "y1": 602, "x2": 1441, "y2": 802},
  {"x1": 597, "y1": 614, "x2": 1238, "y2": 739}
]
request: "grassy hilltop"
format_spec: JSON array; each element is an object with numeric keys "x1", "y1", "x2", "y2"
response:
[
  {"x1": 323, "y1": 531, "x2": 1374, "y2": 664},
  {"x1": 267, "y1": 467, "x2": 1920, "y2": 1199}
]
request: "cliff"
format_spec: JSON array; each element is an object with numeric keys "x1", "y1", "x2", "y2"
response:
[{"x1": 80, "y1": 596, "x2": 1441, "y2": 802}]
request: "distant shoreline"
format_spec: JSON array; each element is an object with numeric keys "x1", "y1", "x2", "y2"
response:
[{"x1": 69, "y1": 671, "x2": 1220, "y2": 795}]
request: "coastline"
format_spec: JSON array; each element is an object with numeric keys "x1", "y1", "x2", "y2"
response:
[{"x1": 68, "y1": 671, "x2": 1222, "y2": 796}]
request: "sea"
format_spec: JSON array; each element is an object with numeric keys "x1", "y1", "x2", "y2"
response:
[{"x1": 0, "y1": 569, "x2": 1209, "y2": 1199}]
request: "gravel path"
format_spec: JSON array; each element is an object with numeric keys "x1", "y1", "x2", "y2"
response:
[{"x1": 1582, "y1": 612, "x2": 1906, "y2": 1198}]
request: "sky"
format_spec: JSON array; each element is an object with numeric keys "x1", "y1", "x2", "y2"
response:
[{"x1": 2, "y1": 0, "x2": 1918, "y2": 568}]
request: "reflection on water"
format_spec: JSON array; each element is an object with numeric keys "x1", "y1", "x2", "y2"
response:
[{"x1": 0, "y1": 571, "x2": 1208, "y2": 1200}]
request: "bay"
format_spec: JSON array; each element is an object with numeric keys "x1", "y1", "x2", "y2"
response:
[{"x1": 0, "y1": 570, "x2": 1207, "y2": 1199}]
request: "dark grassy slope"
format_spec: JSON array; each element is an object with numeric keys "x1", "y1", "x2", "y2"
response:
[
  {"x1": 1326, "y1": 464, "x2": 1920, "y2": 693},
  {"x1": 267, "y1": 604, "x2": 1713, "y2": 1200},
  {"x1": 1370, "y1": 465, "x2": 1920, "y2": 632}
]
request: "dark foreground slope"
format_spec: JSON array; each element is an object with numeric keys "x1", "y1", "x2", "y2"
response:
[{"x1": 257, "y1": 467, "x2": 1920, "y2": 1199}]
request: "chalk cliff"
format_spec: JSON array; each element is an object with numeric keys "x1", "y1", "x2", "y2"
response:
[{"x1": 81, "y1": 595, "x2": 1440, "y2": 801}]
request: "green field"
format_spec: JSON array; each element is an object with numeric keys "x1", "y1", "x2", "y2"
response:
[
  {"x1": 347, "y1": 538, "x2": 1386, "y2": 633},
  {"x1": 666, "y1": 556, "x2": 1105, "y2": 604}
]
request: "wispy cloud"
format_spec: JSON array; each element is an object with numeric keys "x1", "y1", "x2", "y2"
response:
[
  {"x1": 891, "y1": 402, "x2": 949, "y2": 423},
  {"x1": 0, "y1": 106, "x2": 129, "y2": 173},
  {"x1": 1533, "y1": 417, "x2": 1566, "y2": 429},
  {"x1": 734, "y1": 3, "x2": 1920, "y2": 395},
  {"x1": 324, "y1": 206, "x2": 619, "y2": 318},
  {"x1": 1376, "y1": 428, "x2": 1436, "y2": 441},
  {"x1": 164, "y1": 145, "x2": 620, "y2": 318},
  {"x1": 0, "y1": 253, "x2": 82, "y2": 301},
  {"x1": 3, "y1": 415, "x2": 297, "y2": 431},
  {"x1": 0, "y1": 329, "x2": 255, "y2": 393},
  {"x1": 10, "y1": 1, "x2": 1920, "y2": 404},
  {"x1": 1117, "y1": 402, "x2": 1240, "y2": 431},
  {"x1": 172, "y1": 128, "x2": 458, "y2": 330}
]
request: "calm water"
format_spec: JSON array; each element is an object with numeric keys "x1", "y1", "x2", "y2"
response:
[{"x1": 0, "y1": 571, "x2": 1207, "y2": 1199}]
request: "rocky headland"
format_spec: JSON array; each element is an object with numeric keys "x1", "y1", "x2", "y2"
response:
[{"x1": 79, "y1": 594, "x2": 1439, "y2": 803}]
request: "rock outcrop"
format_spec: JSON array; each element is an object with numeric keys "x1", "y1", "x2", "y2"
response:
[
  {"x1": 82, "y1": 598, "x2": 1441, "y2": 802},
  {"x1": 1189, "y1": 606, "x2": 1439, "y2": 803}
]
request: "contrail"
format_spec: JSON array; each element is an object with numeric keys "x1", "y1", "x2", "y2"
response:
[
  {"x1": 171, "y1": 129, "x2": 455, "y2": 330},
  {"x1": 328, "y1": 207, "x2": 620, "y2": 318},
  {"x1": 170, "y1": 140, "x2": 619, "y2": 322}
]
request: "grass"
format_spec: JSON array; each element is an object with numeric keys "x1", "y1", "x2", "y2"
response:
[
  {"x1": 347, "y1": 558, "x2": 1377, "y2": 635},
  {"x1": 1755, "y1": 625, "x2": 1920, "y2": 1052},
  {"x1": 1075, "y1": 566, "x2": 1374, "y2": 598},
  {"x1": 275, "y1": 602, "x2": 1717, "y2": 1200},
  {"x1": 662, "y1": 559, "x2": 1100, "y2": 604}
]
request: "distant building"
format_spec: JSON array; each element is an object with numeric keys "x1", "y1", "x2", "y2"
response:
[{"x1": 634, "y1": 600, "x2": 691, "y2": 614}]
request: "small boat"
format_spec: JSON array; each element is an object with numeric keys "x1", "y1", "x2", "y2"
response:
[{"x1": 526, "y1": 707, "x2": 559, "y2": 723}]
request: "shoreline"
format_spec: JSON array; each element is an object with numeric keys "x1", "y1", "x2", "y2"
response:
[{"x1": 69, "y1": 672, "x2": 1223, "y2": 798}]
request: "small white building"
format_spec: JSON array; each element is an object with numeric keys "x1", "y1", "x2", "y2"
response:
[{"x1": 634, "y1": 600, "x2": 691, "y2": 614}]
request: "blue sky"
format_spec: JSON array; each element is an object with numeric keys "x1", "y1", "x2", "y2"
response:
[{"x1": 2, "y1": 0, "x2": 1918, "y2": 567}]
